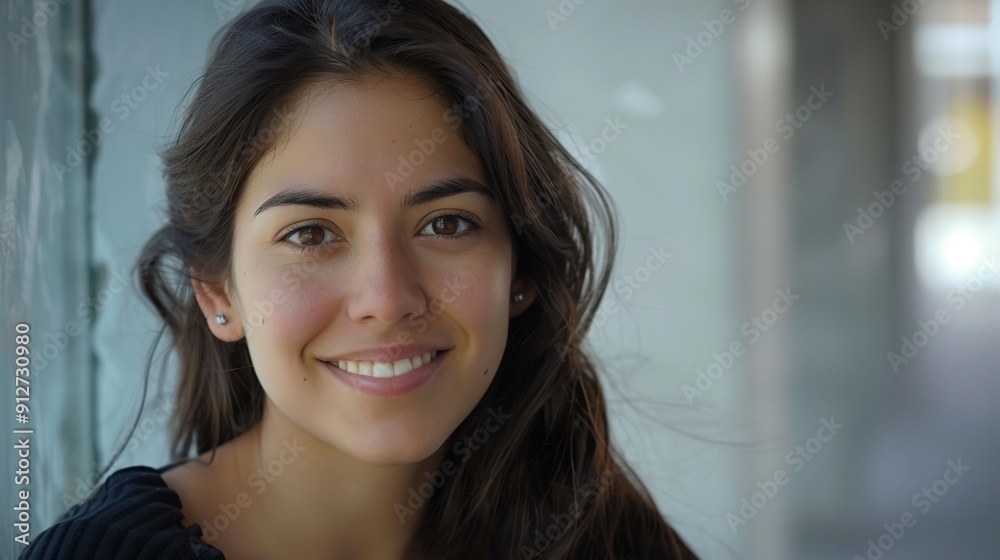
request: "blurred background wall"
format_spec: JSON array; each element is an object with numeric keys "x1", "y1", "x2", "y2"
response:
[{"x1": 3, "y1": 0, "x2": 999, "y2": 559}]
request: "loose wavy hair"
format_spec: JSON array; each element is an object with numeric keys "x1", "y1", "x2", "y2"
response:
[{"x1": 112, "y1": 0, "x2": 697, "y2": 558}]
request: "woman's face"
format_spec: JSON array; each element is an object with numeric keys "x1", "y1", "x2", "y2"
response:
[{"x1": 199, "y1": 75, "x2": 534, "y2": 466}]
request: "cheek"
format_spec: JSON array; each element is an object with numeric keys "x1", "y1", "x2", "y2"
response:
[
  {"x1": 431, "y1": 255, "x2": 509, "y2": 325},
  {"x1": 239, "y1": 272, "x2": 338, "y2": 400},
  {"x1": 237, "y1": 239, "x2": 512, "y2": 354},
  {"x1": 238, "y1": 268, "x2": 331, "y2": 352},
  {"x1": 430, "y1": 258, "x2": 511, "y2": 378}
]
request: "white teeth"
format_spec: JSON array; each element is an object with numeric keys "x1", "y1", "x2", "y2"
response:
[
  {"x1": 334, "y1": 350, "x2": 441, "y2": 378},
  {"x1": 393, "y1": 358, "x2": 413, "y2": 375},
  {"x1": 372, "y1": 362, "x2": 394, "y2": 378},
  {"x1": 358, "y1": 361, "x2": 373, "y2": 376}
]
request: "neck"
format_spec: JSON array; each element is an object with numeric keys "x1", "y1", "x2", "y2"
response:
[{"x1": 223, "y1": 399, "x2": 446, "y2": 560}]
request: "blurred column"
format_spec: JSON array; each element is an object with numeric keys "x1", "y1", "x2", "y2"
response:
[
  {"x1": 1, "y1": 0, "x2": 93, "y2": 554},
  {"x1": 779, "y1": 0, "x2": 902, "y2": 557},
  {"x1": 731, "y1": 0, "x2": 793, "y2": 558}
]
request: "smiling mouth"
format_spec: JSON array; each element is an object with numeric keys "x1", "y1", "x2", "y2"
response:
[{"x1": 325, "y1": 350, "x2": 445, "y2": 378}]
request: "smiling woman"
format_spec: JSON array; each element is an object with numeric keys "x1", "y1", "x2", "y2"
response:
[{"x1": 18, "y1": 1, "x2": 698, "y2": 559}]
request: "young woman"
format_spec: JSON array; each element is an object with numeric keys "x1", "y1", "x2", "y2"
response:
[{"x1": 20, "y1": 0, "x2": 698, "y2": 558}]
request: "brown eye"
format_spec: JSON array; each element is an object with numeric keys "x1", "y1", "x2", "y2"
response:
[
  {"x1": 294, "y1": 227, "x2": 323, "y2": 245},
  {"x1": 284, "y1": 224, "x2": 337, "y2": 252},
  {"x1": 419, "y1": 213, "x2": 480, "y2": 238},
  {"x1": 431, "y1": 216, "x2": 459, "y2": 235}
]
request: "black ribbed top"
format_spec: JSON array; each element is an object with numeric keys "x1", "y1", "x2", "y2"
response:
[
  {"x1": 16, "y1": 463, "x2": 694, "y2": 559},
  {"x1": 16, "y1": 463, "x2": 223, "y2": 560}
]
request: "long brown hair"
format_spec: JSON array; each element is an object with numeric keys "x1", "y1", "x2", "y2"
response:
[{"x1": 125, "y1": 0, "x2": 697, "y2": 557}]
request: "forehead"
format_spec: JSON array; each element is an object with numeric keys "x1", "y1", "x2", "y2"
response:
[{"x1": 240, "y1": 75, "x2": 486, "y2": 211}]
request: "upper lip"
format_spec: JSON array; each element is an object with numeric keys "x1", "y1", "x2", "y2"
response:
[{"x1": 321, "y1": 342, "x2": 450, "y2": 364}]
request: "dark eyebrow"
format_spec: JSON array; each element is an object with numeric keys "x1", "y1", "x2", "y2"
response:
[
  {"x1": 253, "y1": 186, "x2": 358, "y2": 219},
  {"x1": 253, "y1": 176, "x2": 493, "y2": 219},
  {"x1": 399, "y1": 177, "x2": 493, "y2": 209}
]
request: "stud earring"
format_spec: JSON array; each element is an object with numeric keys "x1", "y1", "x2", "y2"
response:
[
  {"x1": 512, "y1": 292, "x2": 524, "y2": 303},
  {"x1": 215, "y1": 313, "x2": 228, "y2": 325}
]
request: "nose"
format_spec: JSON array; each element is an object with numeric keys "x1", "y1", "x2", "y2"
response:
[{"x1": 346, "y1": 228, "x2": 428, "y2": 325}]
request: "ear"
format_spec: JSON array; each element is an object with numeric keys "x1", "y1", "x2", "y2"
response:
[
  {"x1": 190, "y1": 268, "x2": 245, "y2": 342},
  {"x1": 509, "y1": 271, "x2": 537, "y2": 319}
]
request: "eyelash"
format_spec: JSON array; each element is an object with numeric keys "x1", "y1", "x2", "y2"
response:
[{"x1": 281, "y1": 211, "x2": 483, "y2": 254}]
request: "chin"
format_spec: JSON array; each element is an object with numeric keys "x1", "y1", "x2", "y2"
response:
[
  {"x1": 329, "y1": 426, "x2": 450, "y2": 468},
  {"x1": 350, "y1": 444, "x2": 443, "y2": 468}
]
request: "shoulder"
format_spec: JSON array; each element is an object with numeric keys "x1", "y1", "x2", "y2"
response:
[{"x1": 17, "y1": 465, "x2": 224, "y2": 560}]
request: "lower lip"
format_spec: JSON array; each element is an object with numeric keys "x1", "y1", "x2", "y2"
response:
[{"x1": 322, "y1": 350, "x2": 449, "y2": 398}]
